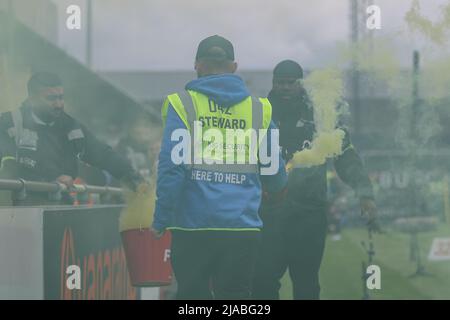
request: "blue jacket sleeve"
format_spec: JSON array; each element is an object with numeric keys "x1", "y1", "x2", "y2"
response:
[
  {"x1": 260, "y1": 120, "x2": 288, "y2": 193},
  {"x1": 152, "y1": 105, "x2": 188, "y2": 231}
]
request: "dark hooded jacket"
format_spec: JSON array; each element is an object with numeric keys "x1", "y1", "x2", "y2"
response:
[
  {"x1": 268, "y1": 88, "x2": 374, "y2": 211},
  {"x1": 0, "y1": 103, "x2": 135, "y2": 184}
]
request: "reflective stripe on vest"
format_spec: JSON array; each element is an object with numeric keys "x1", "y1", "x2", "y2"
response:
[{"x1": 11, "y1": 109, "x2": 23, "y2": 147}]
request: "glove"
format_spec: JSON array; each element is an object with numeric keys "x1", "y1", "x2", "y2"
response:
[{"x1": 121, "y1": 171, "x2": 145, "y2": 192}]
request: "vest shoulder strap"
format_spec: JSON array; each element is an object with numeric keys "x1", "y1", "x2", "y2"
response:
[
  {"x1": 178, "y1": 91, "x2": 196, "y2": 132},
  {"x1": 251, "y1": 97, "x2": 263, "y2": 132},
  {"x1": 259, "y1": 97, "x2": 272, "y2": 131},
  {"x1": 11, "y1": 109, "x2": 24, "y2": 147},
  {"x1": 162, "y1": 93, "x2": 191, "y2": 130}
]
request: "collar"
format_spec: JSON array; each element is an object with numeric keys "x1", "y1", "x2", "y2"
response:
[{"x1": 31, "y1": 111, "x2": 55, "y2": 126}]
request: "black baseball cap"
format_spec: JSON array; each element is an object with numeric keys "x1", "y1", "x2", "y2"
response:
[
  {"x1": 195, "y1": 35, "x2": 235, "y2": 61},
  {"x1": 273, "y1": 60, "x2": 304, "y2": 79}
]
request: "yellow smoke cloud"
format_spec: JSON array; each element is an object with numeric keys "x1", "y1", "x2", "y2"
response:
[
  {"x1": 291, "y1": 130, "x2": 345, "y2": 168},
  {"x1": 119, "y1": 177, "x2": 156, "y2": 232},
  {"x1": 290, "y1": 69, "x2": 346, "y2": 168},
  {"x1": 422, "y1": 56, "x2": 450, "y2": 102},
  {"x1": 289, "y1": 1, "x2": 450, "y2": 172},
  {"x1": 405, "y1": 0, "x2": 450, "y2": 46}
]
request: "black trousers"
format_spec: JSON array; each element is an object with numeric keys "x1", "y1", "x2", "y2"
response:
[
  {"x1": 170, "y1": 230, "x2": 261, "y2": 300},
  {"x1": 252, "y1": 203, "x2": 328, "y2": 300}
]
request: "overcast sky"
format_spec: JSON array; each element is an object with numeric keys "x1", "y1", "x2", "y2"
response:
[{"x1": 54, "y1": 0, "x2": 449, "y2": 71}]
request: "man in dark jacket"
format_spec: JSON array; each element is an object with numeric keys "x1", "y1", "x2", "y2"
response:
[
  {"x1": 0, "y1": 72, "x2": 143, "y2": 205},
  {"x1": 252, "y1": 60, "x2": 378, "y2": 300}
]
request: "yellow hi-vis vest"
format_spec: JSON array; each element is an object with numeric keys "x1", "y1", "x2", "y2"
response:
[{"x1": 162, "y1": 90, "x2": 272, "y2": 174}]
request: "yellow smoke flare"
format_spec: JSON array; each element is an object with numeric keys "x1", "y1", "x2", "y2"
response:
[
  {"x1": 289, "y1": 69, "x2": 346, "y2": 168},
  {"x1": 304, "y1": 69, "x2": 343, "y2": 132},
  {"x1": 291, "y1": 130, "x2": 345, "y2": 168},
  {"x1": 119, "y1": 177, "x2": 156, "y2": 232}
]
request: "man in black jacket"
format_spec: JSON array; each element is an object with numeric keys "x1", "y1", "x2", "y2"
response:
[
  {"x1": 0, "y1": 72, "x2": 143, "y2": 205},
  {"x1": 252, "y1": 60, "x2": 378, "y2": 300}
]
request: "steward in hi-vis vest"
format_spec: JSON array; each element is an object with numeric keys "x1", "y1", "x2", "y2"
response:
[
  {"x1": 155, "y1": 74, "x2": 286, "y2": 232},
  {"x1": 152, "y1": 35, "x2": 287, "y2": 300}
]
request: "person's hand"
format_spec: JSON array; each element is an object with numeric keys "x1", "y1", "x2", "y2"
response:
[
  {"x1": 151, "y1": 226, "x2": 165, "y2": 239},
  {"x1": 360, "y1": 198, "x2": 381, "y2": 233},
  {"x1": 57, "y1": 175, "x2": 74, "y2": 189},
  {"x1": 285, "y1": 161, "x2": 293, "y2": 173}
]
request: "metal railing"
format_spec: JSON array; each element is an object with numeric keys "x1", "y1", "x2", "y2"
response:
[{"x1": 0, "y1": 178, "x2": 123, "y2": 196}]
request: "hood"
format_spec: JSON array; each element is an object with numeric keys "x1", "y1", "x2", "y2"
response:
[{"x1": 185, "y1": 74, "x2": 250, "y2": 108}]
